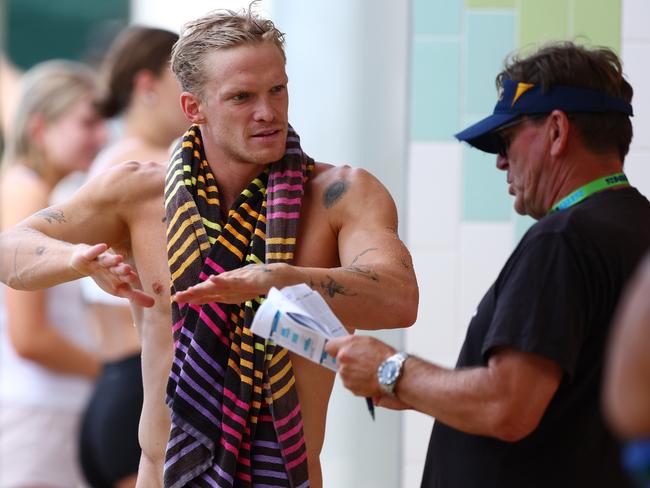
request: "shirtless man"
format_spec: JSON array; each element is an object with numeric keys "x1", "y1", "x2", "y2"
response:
[{"x1": 0, "y1": 9, "x2": 418, "y2": 488}]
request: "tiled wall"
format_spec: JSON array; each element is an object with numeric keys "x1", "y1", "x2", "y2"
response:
[
  {"x1": 622, "y1": 0, "x2": 650, "y2": 200},
  {"x1": 403, "y1": 0, "x2": 645, "y2": 486}
]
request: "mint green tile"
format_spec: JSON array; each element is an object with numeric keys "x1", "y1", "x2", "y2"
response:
[
  {"x1": 513, "y1": 213, "x2": 536, "y2": 243},
  {"x1": 414, "y1": 0, "x2": 462, "y2": 35},
  {"x1": 572, "y1": 0, "x2": 621, "y2": 52},
  {"x1": 462, "y1": 147, "x2": 512, "y2": 221},
  {"x1": 467, "y1": 0, "x2": 515, "y2": 7},
  {"x1": 410, "y1": 40, "x2": 461, "y2": 141},
  {"x1": 466, "y1": 12, "x2": 516, "y2": 114},
  {"x1": 519, "y1": 0, "x2": 569, "y2": 49}
]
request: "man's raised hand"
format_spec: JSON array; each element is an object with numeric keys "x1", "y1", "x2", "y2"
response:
[{"x1": 71, "y1": 243, "x2": 155, "y2": 308}]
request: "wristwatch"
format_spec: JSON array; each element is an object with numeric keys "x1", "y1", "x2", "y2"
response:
[{"x1": 377, "y1": 351, "x2": 409, "y2": 395}]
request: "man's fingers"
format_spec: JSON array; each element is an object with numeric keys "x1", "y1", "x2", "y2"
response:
[
  {"x1": 109, "y1": 263, "x2": 137, "y2": 279},
  {"x1": 325, "y1": 337, "x2": 346, "y2": 357},
  {"x1": 98, "y1": 253, "x2": 123, "y2": 268},
  {"x1": 112, "y1": 284, "x2": 155, "y2": 308},
  {"x1": 128, "y1": 289, "x2": 156, "y2": 308},
  {"x1": 173, "y1": 293, "x2": 228, "y2": 304},
  {"x1": 83, "y1": 243, "x2": 109, "y2": 261}
]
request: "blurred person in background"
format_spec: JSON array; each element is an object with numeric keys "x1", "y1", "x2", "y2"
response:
[
  {"x1": 77, "y1": 25, "x2": 185, "y2": 488},
  {"x1": 605, "y1": 254, "x2": 650, "y2": 488},
  {"x1": 0, "y1": 60, "x2": 106, "y2": 488}
]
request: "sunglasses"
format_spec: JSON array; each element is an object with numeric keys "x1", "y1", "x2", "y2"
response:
[{"x1": 494, "y1": 114, "x2": 548, "y2": 158}]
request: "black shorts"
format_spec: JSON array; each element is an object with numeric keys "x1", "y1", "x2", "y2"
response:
[{"x1": 79, "y1": 353, "x2": 143, "y2": 488}]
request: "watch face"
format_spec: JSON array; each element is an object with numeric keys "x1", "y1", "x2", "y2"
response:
[{"x1": 379, "y1": 360, "x2": 399, "y2": 385}]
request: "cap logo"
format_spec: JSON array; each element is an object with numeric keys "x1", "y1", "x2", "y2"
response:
[{"x1": 511, "y1": 82, "x2": 535, "y2": 106}]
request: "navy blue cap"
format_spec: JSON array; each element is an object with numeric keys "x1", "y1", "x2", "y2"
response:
[{"x1": 455, "y1": 79, "x2": 634, "y2": 153}]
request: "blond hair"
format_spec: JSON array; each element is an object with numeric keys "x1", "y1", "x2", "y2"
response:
[
  {"x1": 171, "y1": 6, "x2": 285, "y2": 99},
  {"x1": 4, "y1": 60, "x2": 98, "y2": 174}
]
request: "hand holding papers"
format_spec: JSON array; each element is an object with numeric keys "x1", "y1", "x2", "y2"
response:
[
  {"x1": 251, "y1": 283, "x2": 348, "y2": 370},
  {"x1": 251, "y1": 283, "x2": 375, "y2": 420}
]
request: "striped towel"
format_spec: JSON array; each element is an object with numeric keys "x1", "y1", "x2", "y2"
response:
[{"x1": 164, "y1": 125, "x2": 313, "y2": 488}]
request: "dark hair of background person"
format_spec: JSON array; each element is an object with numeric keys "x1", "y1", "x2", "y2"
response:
[
  {"x1": 95, "y1": 26, "x2": 179, "y2": 118},
  {"x1": 496, "y1": 41, "x2": 633, "y2": 162}
]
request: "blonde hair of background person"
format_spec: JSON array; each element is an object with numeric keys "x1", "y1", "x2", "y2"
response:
[
  {"x1": 77, "y1": 26, "x2": 186, "y2": 488},
  {"x1": 0, "y1": 60, "x2": 106, "y2": 488}
]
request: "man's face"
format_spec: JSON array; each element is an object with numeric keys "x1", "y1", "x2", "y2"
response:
[
  {"x1": 495, "y1": 116, "x2": 551, "y2": 219},
  {"x1": 196, "y1": 42, "x2": 289, "y2": 167}
]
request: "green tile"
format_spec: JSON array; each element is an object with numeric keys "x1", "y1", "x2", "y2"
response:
[
  {"x1": 414, "y1": 0, "x2": 462, "y2": 35},
  {"x1": 467, "y1": 0, "x2": 515, "y2": 7},
  {"x1": 519, "y1": 0, "x2": 569, "y2": 49},
  {"x1": 465, "y1": 11, "x2": 516, "y2": 114},
  {"x1": 462, "y1": 147, "x2": 512, "y2": 221},
  {"x1": 572, "y1": 0, "x2": 621, "y2": 52},
  {"x1": 410, "y1": 40, "x2": 461, "y2": 141}
]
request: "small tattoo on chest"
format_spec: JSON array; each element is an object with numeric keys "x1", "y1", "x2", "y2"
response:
[{"x1": 35, "y1": 246, "x2": 45, "y2": 256}]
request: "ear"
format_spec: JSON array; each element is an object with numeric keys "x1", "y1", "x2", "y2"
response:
[
  {"x1": 548, "y1": 110, "x2": 571, "y2": 158},
  {"x1": 180, "y1": 91, "x2": 205, "y2": 124},
  {"x1": 133, "y1": 69, "x2": 156, "y2": 96},
  {"x1": 27, "y1": 114, "x2": 47, "y2": 144}
]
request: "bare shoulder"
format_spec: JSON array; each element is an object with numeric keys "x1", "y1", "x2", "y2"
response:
[
  {"x1": 94, "y1": 140, "x2": 170, "y2": 173},
  {"x1": 309, "y1": 162, "x2": 396, "y2": 216},
  {"x1": 83, "y1": 160, "x2": 165, "y2": 206},
  {"x1": 0, "y1": 166, "x2": 50, "y2": 227},
  {"x1": 0, "y1": 166, "x2": 49, "y2": 199}
]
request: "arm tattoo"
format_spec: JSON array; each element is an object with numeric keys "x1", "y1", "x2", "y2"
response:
[
  {"x1": 400, "y1": 255, "x2": 411, "y2": 270},
  {"x1": 319, "y1": 275, "x2": 357, "y2": 298},
  {"x1": 351, "y1": 247, "x2": 378, "y2": 265},
  {"x1": 35, "y1": 246, "x2": 45, "y2": 256},
  {"x1": 344, "y1": 265, "x2": 379, "y2": 281},
  {"x1": 35, "y1": 208, "x2": 66, "y2": 224},
  {"x1": 323, "y1": 180, "x2": 349, "y2": 209}
]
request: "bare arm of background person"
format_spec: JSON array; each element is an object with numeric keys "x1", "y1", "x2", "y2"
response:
[
  {"x1": 604, "y1": 255, "x2": 650, "y2": 438},
  {"x1": 0, "y1": 167, "x2": 101, "y2": 378}
]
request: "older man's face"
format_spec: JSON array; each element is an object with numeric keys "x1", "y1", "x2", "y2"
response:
[{"x1": 495, "y1": 116, "x2": 552, "y2": 219}]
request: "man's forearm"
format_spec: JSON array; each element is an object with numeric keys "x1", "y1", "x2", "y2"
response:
[
  {"x1": 280, "y1": 263, "x2": 418, "y2": 330},
  {"x1": 394, "y1": 350, "x2": 560, "y2": 442},
  {"x1": 394, "y1": 357, "x2": 514, "y2": 439},
  {"x1": 0, "y1": 227, "x2": 82, "y2": 290}
]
